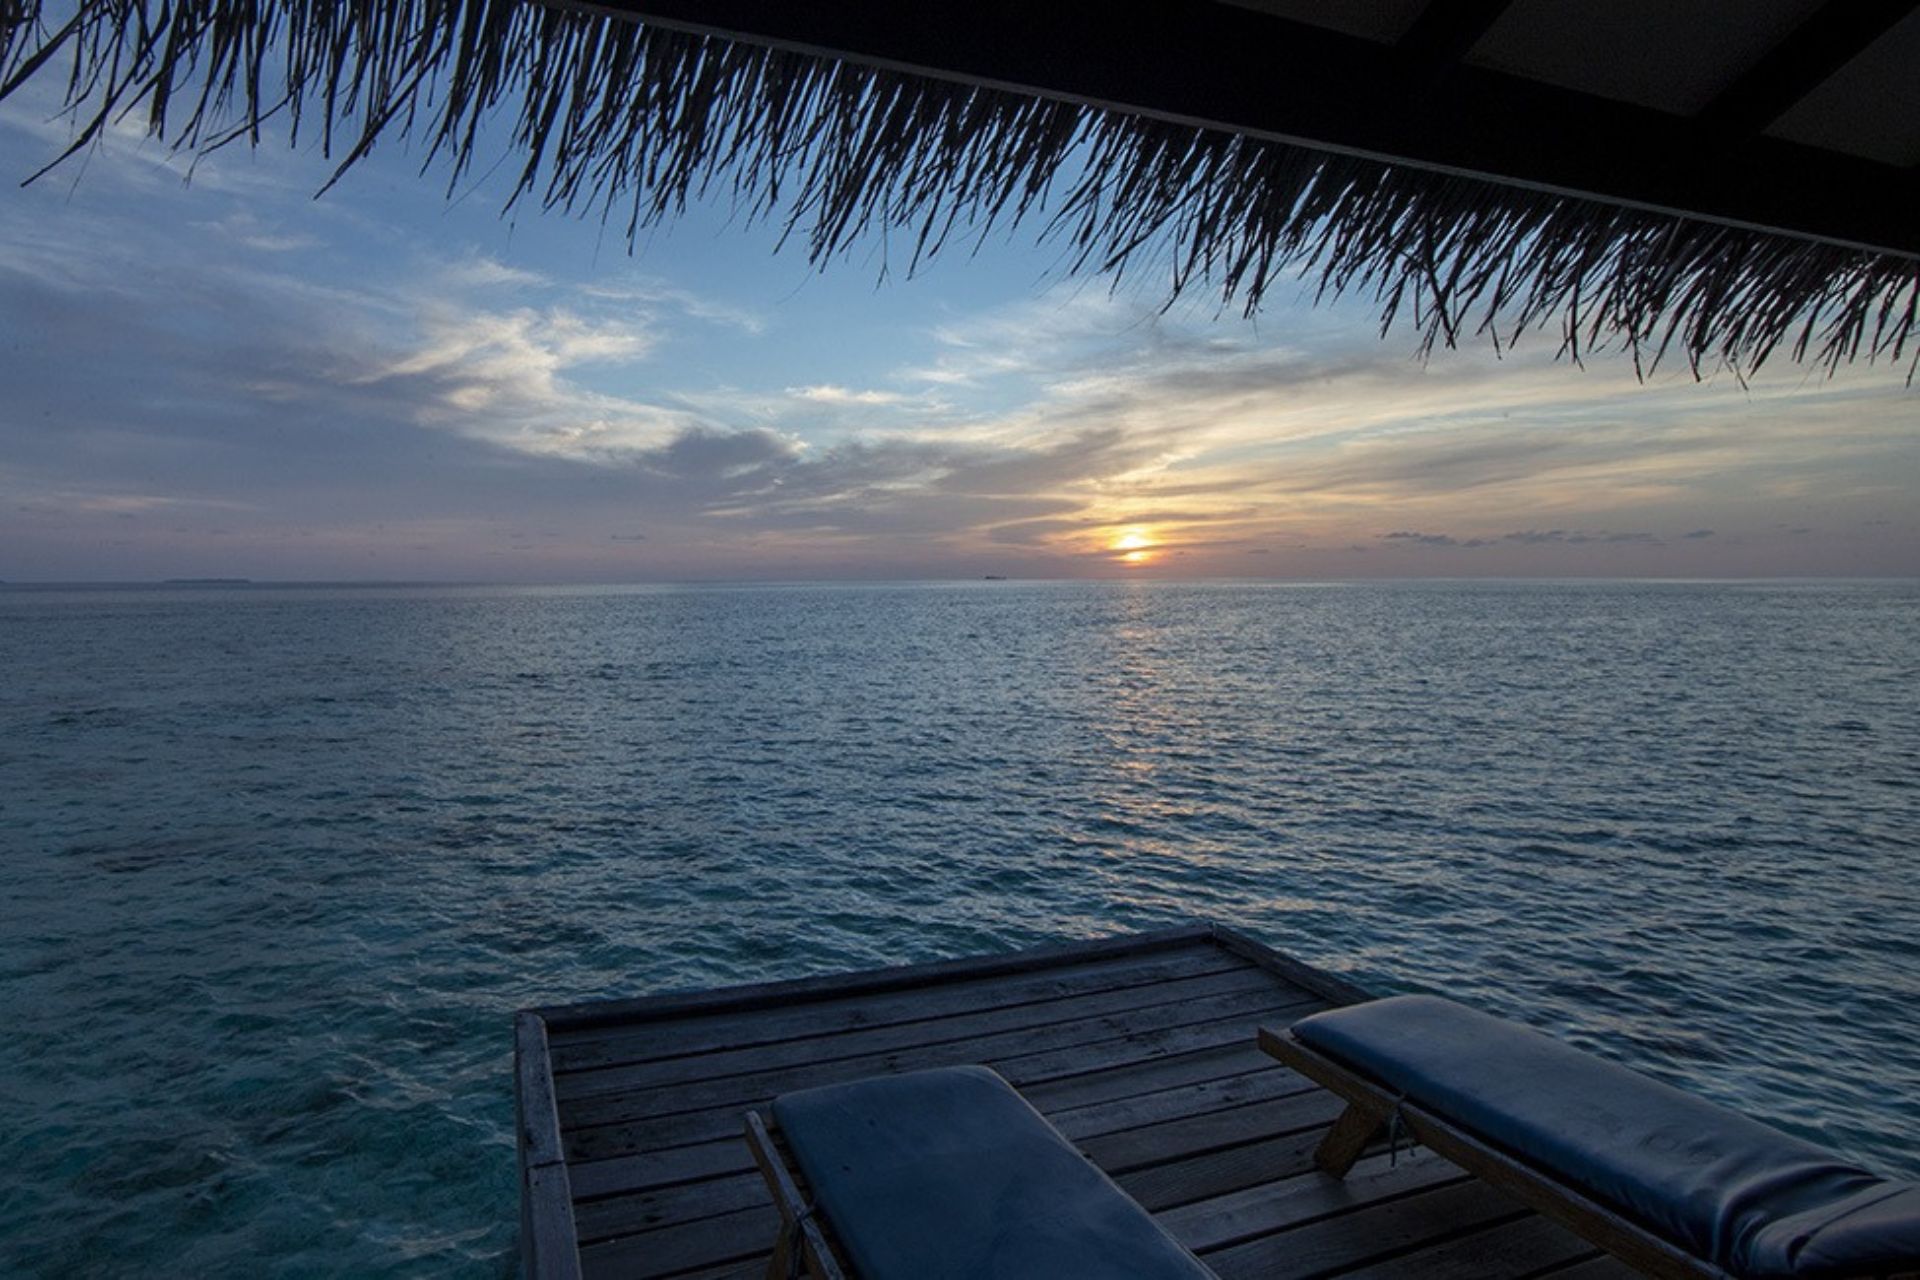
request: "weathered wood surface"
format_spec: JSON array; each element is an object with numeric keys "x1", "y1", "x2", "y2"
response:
[
  {"x1": 516, "y1": 1012, "x2": 583, "y2": 1280},
  {"x1": 518, "y1": 923, "x2": 1632, "y2": 1279}
]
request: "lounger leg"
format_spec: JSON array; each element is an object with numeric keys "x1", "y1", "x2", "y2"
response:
[
  {"x1": 764, "y1": 1234, "x2": 792, "y2": 1280},
  {"x1": 1315, "y1": 1101, "x2": 1386, "y2": 1177}
]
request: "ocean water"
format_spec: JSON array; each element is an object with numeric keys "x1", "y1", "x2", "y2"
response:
[{"x1": 1, "y1": 579, "x2": 1916, "y2": 1276}]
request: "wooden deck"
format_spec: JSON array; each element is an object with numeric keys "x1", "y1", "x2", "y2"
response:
[{"x1": 516, "y1": 922, "x2": 1643, "y2": 1279}]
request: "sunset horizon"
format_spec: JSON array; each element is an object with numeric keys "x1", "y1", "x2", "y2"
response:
[
  {"x1": 6, "y1": 4, "x2": 1919, "y2": 1278},
  {"x1": 3, "y1": 79, "x2": 1913, "y2": 585}
]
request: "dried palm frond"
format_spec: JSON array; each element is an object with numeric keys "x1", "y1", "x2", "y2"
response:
[{"x1": 3, "y1": 0, "x2": 1915, "y2": 377}]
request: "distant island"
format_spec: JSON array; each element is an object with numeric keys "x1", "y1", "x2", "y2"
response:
[
  {"x1": 983, "y1": 575, "x2": 1008, "y2": 581},
  {"x1": 163, "y1": 578, "x2": 253, "y2": 585}
]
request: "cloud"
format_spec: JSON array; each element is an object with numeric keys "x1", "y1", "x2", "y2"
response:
[
  {"x1": 386, "y1": 306, "x2": 657, "y2": 383},
  {"x1": 581, "y1": 278, "x2": 767, "y2": 334},
  {"x1": 1499, "y1": 529, "x2": 1660, "y2": 546},
  {"x1": 934, "y1": 428, "x2": 1152, "y2": 497},
  {"x1": 1380, "y1": 527, "x2": 1671, "y2": 550},
  {"x1": 640, "y1": 426, "x2": 802, "y2": 482},
  {"x1": 1383, "y1": 531, "x2": 1491, "y2": 548},
  {"x1": 988, "y1": 518, "x2": 1089, "y2": 546},
  {"x1": 16, "y1": 490, "x2": 258, "y2": 517},
  {"x1": 341, "y1": 302, "x2": 711, "y2": 457},
  {"x1": 903, "y1": 290, "x2": 1158, "y2": 386},
  {"x1": 1683, "y1": 528, "x2": 1715, "y2": 539},
  {"x1": 441, "y1": 256, "x2": 549, "y2": 290},
  {"x1": 2, "y1": 110, "x2": 1915, "y2": 584},
  {"x1": 190, "y1": 213, "x2": 324, "y2": 254},
  {"x1": 788, "y1": 384, "x2": 906, "y2": 406}
]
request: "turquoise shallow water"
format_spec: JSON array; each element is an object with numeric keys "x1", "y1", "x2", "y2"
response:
[{"x1": 1, "y1": 579, "x2": 1916, "y2": 1276}]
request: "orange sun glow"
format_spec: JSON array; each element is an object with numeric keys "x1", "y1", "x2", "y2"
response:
[{"x1": 1109, "y1": 529, "x2": 1156, "y2": 565}]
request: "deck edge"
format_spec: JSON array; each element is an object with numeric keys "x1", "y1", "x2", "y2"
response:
[
  {"x1": 526, "y1": 922, "x2": 1217, "y2": 1032},
  {"x1": 519, "y1": 921, "x2": 1380, "y2": 1276},
  {"x1": 1208, "y1": 923, "x2": 1375, "y2": 1007},
  {"x1": 517, "y1": 1011, "x2": 584, "y2": 1280}
]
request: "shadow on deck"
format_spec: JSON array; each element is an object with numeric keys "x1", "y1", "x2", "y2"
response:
[{"x1": 516, "y1": 922, "x2": 1640, "y2": 1279}]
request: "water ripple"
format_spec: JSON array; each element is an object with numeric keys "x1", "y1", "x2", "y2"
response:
[{"x1": 1, "y1": 579, "x2": 1916, "y2": 1276}]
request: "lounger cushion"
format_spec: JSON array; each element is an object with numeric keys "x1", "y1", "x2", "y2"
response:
[
  {"x1": 771, "y1": 1065, "x2": 1213, "y2": 1280},
  {"x1": 1291, "y1": 995, "x2": 1920, "y2": 1279}
]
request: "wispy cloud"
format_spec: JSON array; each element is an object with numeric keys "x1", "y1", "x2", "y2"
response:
[
  {"x1": 441, "y1": 255, "x2": 548, "y2": 290},
  {"x1": 581, "y1": 277, "x2": 767, "y2": 334},
  {"x1": 1, "y1": 98, "x2": 1913, "y2": 582},
  {"x1": 1384, "y1": 531, "x2": 1491, "y2": 548},
  {"x1": 788, "y1": 384, "x2": 907, "y2": 406},
  {"x1": 1498, "y1": 529, "x2": 1661, "y2": 546}
]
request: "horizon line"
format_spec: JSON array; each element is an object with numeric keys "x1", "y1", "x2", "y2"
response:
[{"x1": 4, "y1": 574, "x2": 1916, "y2": 590}]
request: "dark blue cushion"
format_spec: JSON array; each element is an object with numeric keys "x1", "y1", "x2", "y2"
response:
[
  {"x1": 1291, "y1": 995, "x2": 1919, "y2": 1279},
  {"x1": 771, "y1": 1065, "x2": 1213, "y2": 1280}
]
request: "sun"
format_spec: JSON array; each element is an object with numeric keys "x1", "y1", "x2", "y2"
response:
[{"x1": 1108, "y1": 528, "x2": 1156, "y2": 565}]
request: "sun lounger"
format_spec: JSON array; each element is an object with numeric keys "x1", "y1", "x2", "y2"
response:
[
  {"x1": 1261, "y1": 995, "x2": 1920, "y2": 1280},
  {"x1": 743, "y1": 1065, "x2": 1215, "y2": 1280}
]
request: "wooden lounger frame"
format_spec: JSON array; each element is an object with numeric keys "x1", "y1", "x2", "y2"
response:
[
  {"x1": 1260, "y1": 1026, "x2": 1920, "y2": 1280},
  {"x1": 743, "y1": 1110, "x2": 852, "y2": 1280}
]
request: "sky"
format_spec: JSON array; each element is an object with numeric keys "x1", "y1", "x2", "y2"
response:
[{"x1": 0, "y1": 79, "x2": 1914, "y2": 582}]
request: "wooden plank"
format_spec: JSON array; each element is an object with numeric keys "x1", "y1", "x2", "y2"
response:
[
  {"x1": 580, "y1": 1202, "x2": 780, "y2": 1278},
  {"x1": 573, "y1": 1067, "x2": 1320, "y2": 1243},
  {"x1": 646, "y1": 1263, "x2": 765, "y2": 1280},
  {"x1": 1047, "y1": 1066, "x2": 1313, "y2": 1141},
  {"x1": 1330, "y1": 1213, "x2": 1598, "y2": 1279},
  {"x1": 1021, "y1": 1042, "x2": 1281, "y2": 1114},
  {"x1": 552, "y1": 943, "x2": 1249, "y2": 1072},
  {"x1": 568, "y1": 1136, "x2": 751, "y2": 1201},
  {"x1": 1079, "y1": 1089, "x2": 1346, "y2": 1175},
  {"x1": 579, "y1": 1130, "x2": 1489, "y2": 1279},
  {"x1": 582, "y1": 1160, "x2": 1485, "y2": 1280},
  {"x1": 557, "y1": 0, "x2": 1920, "y2": 257},
  {"x1": 557, "y1": 964, "x2": 1282, "y2": 1101},
  {"x1": 1160, "y1": 1151, "x2": 1468, "y2": 1254},
  {"x1": 574, "y1": 1169, "x2": 772, "y2": 1244},
  {"x1": 643, "y1": 1262, "x2": 763, "y2": 1280},
  {"x1": 1210, "y1": 924, "x2": 1374, "y2": 1007},
  {"x1": 563, "y1": 1004, "x2": 1315, "y2": 1166},
  {"x1": 1118, "y1": 1127, "x2": 1330, "y2": 1213},
  {"x1": 1536, "y1": 1256, "x2": 1644, "y2": 1280},
  {"x1": 562, "y1": 1001, "x2": 1316, "y2": 1165},
  {"x1": 531, "y1": 923, "x2": 1215, "y2": 1031},
  {"x1": 1199, "y1": 1179, "x2": 1528, "y2": 1280},
  {"x1": 560, "y1": 985, "x2": 1316, "y2": 1144},
  {"x1": 518, "y1": 1012, "x2": 569, "y2": 1169},
  {"x1": 516, "y1": 1012, "x2": 583, "y2": 1280},
  {"x1": 524, "y1": 1163, "x2": 587, "y2": 1280},
  {"x1": 982, "y1": 997, "x2": 1326, "y2": 1091}
]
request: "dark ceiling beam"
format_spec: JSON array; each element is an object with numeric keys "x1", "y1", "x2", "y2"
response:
[
  {"x1": 1395, "y1": 0, "x2": 1515, "y2": 77},
  {"x1": 562, "y1": 0, "x2": 1920, "y2": 258},
  {"x1": 1697, "y1": 0, "x2": 1918, "y2": 135}
]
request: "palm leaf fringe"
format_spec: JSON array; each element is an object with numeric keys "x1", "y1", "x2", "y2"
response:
[{"x1": 4, "y1": 0, "x2": 1916, "y2": 377}]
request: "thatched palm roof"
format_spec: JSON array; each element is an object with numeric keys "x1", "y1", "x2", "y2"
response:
[{"x1": 3, "y1": 0, "x2": 1916, "y2": 377}]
